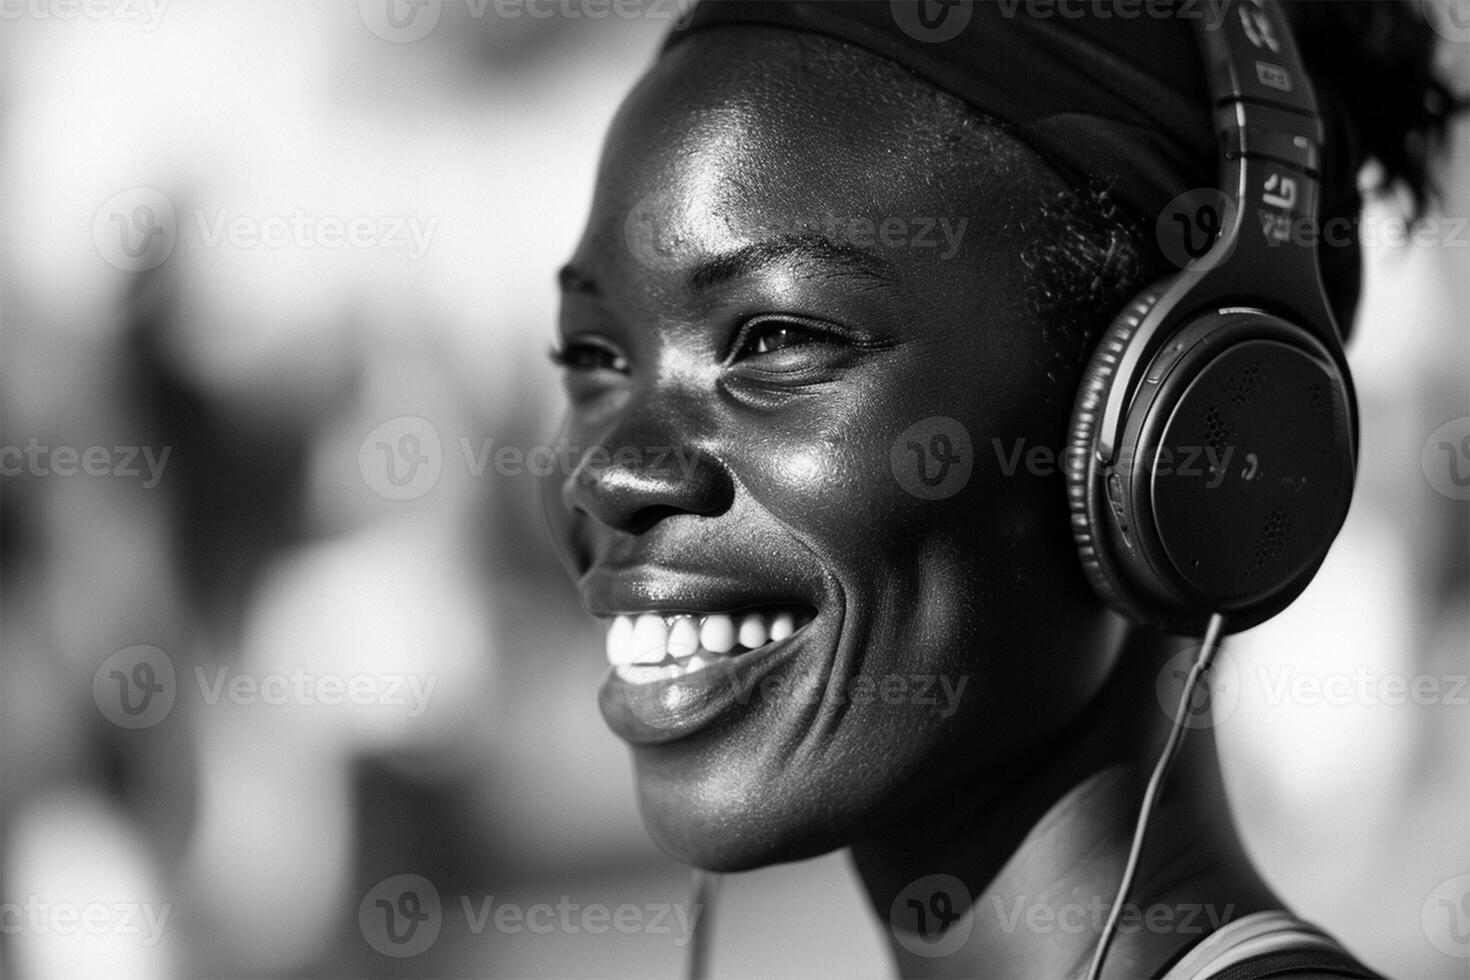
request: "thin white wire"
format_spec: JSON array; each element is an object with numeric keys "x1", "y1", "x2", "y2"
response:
[
  {"x1": 686, "y1": 869, "x2": 721, "y2": 980},
  {"x1": 1084, "y1": 612, "x2": 1227, "y2": 980}
]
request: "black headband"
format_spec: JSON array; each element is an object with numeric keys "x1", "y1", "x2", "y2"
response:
[{"x1": 662, "y1": 0, "x2": 1224, "y2": 225}]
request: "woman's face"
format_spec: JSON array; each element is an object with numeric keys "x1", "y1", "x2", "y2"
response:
[{"x1": 545, "y1": 28, "x2": 1122, "y2": 870}]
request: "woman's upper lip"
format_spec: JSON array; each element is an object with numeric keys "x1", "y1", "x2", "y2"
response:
[{"x1": 579, "y1": 564, "x2": 820, "y2": 618}]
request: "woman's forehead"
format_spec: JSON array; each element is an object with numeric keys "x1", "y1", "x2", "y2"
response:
[
  {"x1": 580, "y1": 30, "x2": 1033, "y2": 283},
  {"x1": 609, "y1": 33, "x2": 1011, "y2": 191}
]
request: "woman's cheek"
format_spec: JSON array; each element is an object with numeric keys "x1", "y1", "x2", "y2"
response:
[{"x1": 736, "y1": 431, "x2": 910, "y2": 543}]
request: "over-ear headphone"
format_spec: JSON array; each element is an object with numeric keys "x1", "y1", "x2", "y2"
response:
[{"x1": 1066, "y1": 0, "x2": 1358, "y2": 636}]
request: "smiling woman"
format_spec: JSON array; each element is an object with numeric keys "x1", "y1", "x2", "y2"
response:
[{"x1": 539, "y1": 2, "x2": 1460, "y2": 978}]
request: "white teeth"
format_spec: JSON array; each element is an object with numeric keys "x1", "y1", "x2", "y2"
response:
[
  {"x1": 667, "y1": 616, "x2": 700, "y2": 658},
  {"x1": 606, "y1": 615, "x2": 635, "y2": 666},
  {"x1": 737, "y1": 613, "x2": 769, "y2": 650},
  {"x1": 699, "y1": 614, "x2": 736, "y2": 654},
  {"x1": 631, "y1": 614, "x2": 668, "y2": 664},
  {"x1": 606, "y1": 607, "x2": 813, "y2": 681}
]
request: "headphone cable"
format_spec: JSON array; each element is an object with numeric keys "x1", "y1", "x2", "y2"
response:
[
  {"x1": 686, "y1": 868, "x2": 721, "y2": 980},
  {"x1": 1084, "y1": 611, "x2": 1227, "y2": 980}
]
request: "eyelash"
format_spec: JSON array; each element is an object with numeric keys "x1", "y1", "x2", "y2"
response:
[
  {"x1": 547, "y1": 341, "x2": 628, "y2": 373},
  {"x1": 728, "y1": 317, "x2": 839, "y2": 360},
  {"x1": 548, "y1": 317, "x2": 858, "y2": 374}
]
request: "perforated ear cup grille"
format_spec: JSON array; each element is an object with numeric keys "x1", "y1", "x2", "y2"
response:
[
  {"x1": 1226, "y1": 357, "x2": 1265, "y2": 405},
  {"x1": 1204, "y1": 405, "x2": 1230, "y2": 459},
  {"x1": 1065, "y1": 287, "x2": 1166, "y2": 627},
  {"x1": 1307, "y1": 381, "x2": 1332, "y2": 419},
  {"x1": 1247, "y1": 504, "x2": 1293, "y2": 576},
  {"x1": 1151, "y1": 335, "x2": 1354, "y2": 616}
]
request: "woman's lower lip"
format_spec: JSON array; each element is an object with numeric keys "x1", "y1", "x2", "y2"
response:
[{"x1": 597, "y1": 622, "x2": 815, "y2": 745}]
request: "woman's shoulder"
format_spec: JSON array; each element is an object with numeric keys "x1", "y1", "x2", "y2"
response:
[{"x1": 1158, "y1": 909, "x2": 1383, "y2": 980}]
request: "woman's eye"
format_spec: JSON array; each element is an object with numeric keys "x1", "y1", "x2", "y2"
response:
[
  {"x1": 736, "y1": 322, "x2": 829, "y2": 359},
  {"x1": 548, "y1": 340, "x2": 628, "y2": 373}
]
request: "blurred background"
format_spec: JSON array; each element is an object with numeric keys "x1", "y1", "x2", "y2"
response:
[{"x1": 0, "y1": 2, "x2": 1466, "y2": 977}]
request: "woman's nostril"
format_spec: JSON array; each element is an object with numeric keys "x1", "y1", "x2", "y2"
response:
[
  {"x1": 627, "y1": 504, "x2": 688, "y2": 536},
  {"x1": 560, "y1": 471, "x2": 588, "y2": 516}
]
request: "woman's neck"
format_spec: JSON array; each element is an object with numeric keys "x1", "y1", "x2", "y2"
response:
[{"x1": 849, "y1": 627, "x2": 1281, "y2": 979}]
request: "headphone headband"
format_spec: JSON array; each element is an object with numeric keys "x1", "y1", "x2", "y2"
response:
[{"x1": 1195, "y1": 0, "x2": 1339, "y2": 342}]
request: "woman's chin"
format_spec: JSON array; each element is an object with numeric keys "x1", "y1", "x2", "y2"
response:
[{"x1": 633, "y1": 771, "x2": 847, "y2": 873}]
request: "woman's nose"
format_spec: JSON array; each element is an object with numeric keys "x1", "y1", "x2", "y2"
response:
[{"x1": 560, "y1": 431, "x2": 735, "y2": 536}]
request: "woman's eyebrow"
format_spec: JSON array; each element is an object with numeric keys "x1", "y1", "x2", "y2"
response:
[
  {"x1": 686, "y1": 234, "x2": 895, "y2": 294},
  {"x1": 555, "y1": 233, "x2": 896, "y2": 300}
]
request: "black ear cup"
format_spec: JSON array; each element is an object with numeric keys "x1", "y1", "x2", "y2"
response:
[
  {"x1": 1067, "y1": 290, "x2": 1357, "y2": 634},
  {"x1": 1066, "y1": 288, "x2": 1168, "y2": 627}
]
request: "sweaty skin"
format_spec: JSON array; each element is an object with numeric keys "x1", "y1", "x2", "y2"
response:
[{"x1": 544, "y1": 28, "x2": 1278, "y2": 978}]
